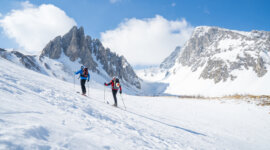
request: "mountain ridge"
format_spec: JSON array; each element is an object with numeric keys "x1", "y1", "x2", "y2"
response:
[
  {"x1": 41, "y1": 26, "x2": 141, "y2": 89},
  {"x1": 138, "y1": 26, "x2": 270, "y2": 96},
  {"x1": 0, "y1": 26, "x2": 141, "y2": 91}
]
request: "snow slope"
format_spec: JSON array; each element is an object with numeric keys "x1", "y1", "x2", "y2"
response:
[
  {"x1": 1, "y1": 58, "x2": 270, "y2": 150},
  {"x1": 163, "y1": 64, "x2": 270, "y2": 97}
]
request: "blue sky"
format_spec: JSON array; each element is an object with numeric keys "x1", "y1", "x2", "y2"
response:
[
  {"x1": 14, "y1": 0, "x2": 269, "y2": 37},
  {"x1": 0, "y1": 0, "x2": 269, "y2": 66}
]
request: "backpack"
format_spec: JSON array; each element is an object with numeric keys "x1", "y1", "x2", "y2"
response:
[
  {"x1": 82, "y1": 68, "x2": 88, "y2": 77},
  {"x1": 113, "y1": 78, "x2": 120, "y2": 89}
]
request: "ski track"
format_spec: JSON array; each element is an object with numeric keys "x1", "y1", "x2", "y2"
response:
[{"x1": 0, "y1": 58, "x2": 270, "y2": 150}]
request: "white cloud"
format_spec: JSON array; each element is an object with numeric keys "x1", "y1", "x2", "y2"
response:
[
  {"x1": 0, "y1": 13, "x2": 2, "y2": 18},
  {"x1": 110, "y1": 0, "x2": 121, "y2": 4},
  {"x1": 101, "y1": 15, "x2": 194, "y2": 66},
  {"x1": 0, "y1": 1, "x2": 77, "y2": 53},
  {"x1": 21, "y1": 1, "x2": 34, "y2": 8}
]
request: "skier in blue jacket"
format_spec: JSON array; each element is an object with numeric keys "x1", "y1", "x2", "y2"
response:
[{"x1": 75, "y1": 66, "x2": 90, "y2": 95}]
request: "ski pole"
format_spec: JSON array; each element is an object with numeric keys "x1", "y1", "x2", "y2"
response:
[
  {"x1": 73, "y1": 74, "x2": 75, "y2": 91},
  {"x1": 104, "y1": 85, "x2": 106, "y2": 103},
  {"x1": 88, "y1": 80, "x2": 90, "y2": 97},
  {"x1": 120, "y1": 94, "x2": 126, "y2": 110}
]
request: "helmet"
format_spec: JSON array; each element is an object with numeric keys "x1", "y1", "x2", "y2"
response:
[
  {"x1": 81, "y1": 66, "x2": 84, "y2": 70},
  {"x1": 112, "y1": 76, "x2": 117, "y2": 80}
]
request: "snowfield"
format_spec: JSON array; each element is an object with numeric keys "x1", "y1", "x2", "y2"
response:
[{"x1": 1, "y1": 57, "x2": 270, "y2": 150}]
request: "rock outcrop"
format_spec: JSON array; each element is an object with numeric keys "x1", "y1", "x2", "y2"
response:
[{"x1": 41, "y1": 26, "x2": 141, "y2": 89}]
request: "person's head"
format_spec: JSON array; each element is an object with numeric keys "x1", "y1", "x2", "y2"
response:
[
  {"x1": 112, "y1": 76, "x2": 116, "y2": 80},
  {"x1": 81, "y1": 66, "x2": 84, "y2": 70}
]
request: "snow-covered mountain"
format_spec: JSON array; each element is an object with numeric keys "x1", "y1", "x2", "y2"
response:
[
  {"x1": 0, "y1": 26, "x2": 141, "y2": 93},
  {"x1": 138, "y1": 26, "x2": 270, "y2": 96},
  {"x1": 41, "y1": 26, "x2": 140, "y2": 89}
]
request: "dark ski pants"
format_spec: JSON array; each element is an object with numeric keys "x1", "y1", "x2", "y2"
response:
[
  {"x1": 80, "y1": 79, "x2": 86, "y2": 94},
  {"x1": 112, "y1": 89, "x2": 118, "y2": 105}
]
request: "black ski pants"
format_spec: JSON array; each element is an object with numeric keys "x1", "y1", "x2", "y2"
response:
[
  {"x1": 112, "y1": 89, "x2": 118, "y2": 105},
  {"x1": 80, "y1": 79, "x2": 86, "y2": 94}
]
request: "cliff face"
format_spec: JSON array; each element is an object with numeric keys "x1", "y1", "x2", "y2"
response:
[
  {"x1": 161, "y1": 26, "x2": 270, "y2": 83},
  {"x1": 41, "y1": 26, "x2": 141, "y2": 89}
]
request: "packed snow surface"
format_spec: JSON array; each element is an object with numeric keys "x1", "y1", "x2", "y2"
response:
[{"x1": 1, "y1": 58, "x2": 270, "y2": 150}]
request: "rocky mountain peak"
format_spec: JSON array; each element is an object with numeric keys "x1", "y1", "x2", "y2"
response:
[
  {"x1": 41, "y1": 26, "x2": 141, "y2": 89},
  {"x1": 162, "y1": 26, "x2": 270, "y2": 83}
]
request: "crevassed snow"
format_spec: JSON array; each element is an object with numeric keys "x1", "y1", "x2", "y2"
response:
[{"x1": 1, "y1": 55, "x2": 270, "y2": 150}]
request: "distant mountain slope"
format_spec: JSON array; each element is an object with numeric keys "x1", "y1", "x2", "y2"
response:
[
  {"x1": 0, "y1": 48, "x2": 42, "y2": 73},
  {"x1": 170, "y1": 26, "x2": 270, "y2": 82},
  {"x1": 138, "y1": 26, "x2": 270, "y2": 96}
]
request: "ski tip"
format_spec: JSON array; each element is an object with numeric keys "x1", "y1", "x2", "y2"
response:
[
  {"x1": 80, "y1": 93, "x2": 87, "y2": 96},
  {"x1": 112, "y1": 104, "x2": 118, "y2": 107}
]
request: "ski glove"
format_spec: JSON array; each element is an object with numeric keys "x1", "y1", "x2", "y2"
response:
[
  {"x1": 87, "y1": 80, "x2": 89, "y2": 82},
  {"x1": 120, "y1": 91, "x2": 122, "y2": 94}
]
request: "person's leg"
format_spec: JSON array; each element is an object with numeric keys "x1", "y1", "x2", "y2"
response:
[
  {"x1": 112, "y1": 90, "x2": 118, "y2": 106},
  {"x1": 80, "y1": 79, "x2": 83, "y2": 93},
  {"x1": 81, "y1": 79, "x2": 86, "y2": 94}
]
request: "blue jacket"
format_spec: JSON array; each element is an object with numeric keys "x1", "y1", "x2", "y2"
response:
[{"x1": 75, "y1": 69, "x2": 90, "y2": 80}]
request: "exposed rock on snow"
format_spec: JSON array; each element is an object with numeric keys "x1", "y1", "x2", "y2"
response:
[
  {"x1": 0, "y1": 48, "x2": 42, "y2": 73},
  {"x1": 41, "y1": 26, "x2": 141, "y2": 89},
  {"x1": 138, "y1": 26, "x2": 270, "y2": 96},
  {"x1": 173, "y1": 26, "x2": 270, "y2": 82}
]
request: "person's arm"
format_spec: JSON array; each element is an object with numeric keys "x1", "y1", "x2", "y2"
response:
[
  {"x1": 75, "y1": 70, "x2": 81, "y2": 75},
  {"x1": 104, "y1": 80, "x2": 112, "y2": 86},
  {"x1": 87, "y1": 73, "x2": 90, "y2": 81},
  {"x1": 120, "y1": 85, "x2": 122, "y2": 94}
]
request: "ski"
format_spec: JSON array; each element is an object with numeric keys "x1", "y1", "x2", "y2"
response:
[
  {"x1": 77, "y1": 92, "x2": 124, "y2": 110},
  {"x1": 104, "y1": 100, "x2": 120, "y2": 108},
  {"x1": 77, "y1": 91, "x2": 88, "y2": 97}
]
